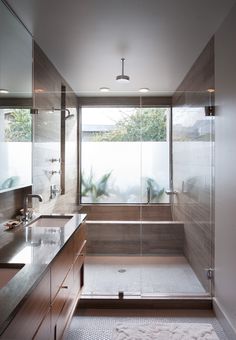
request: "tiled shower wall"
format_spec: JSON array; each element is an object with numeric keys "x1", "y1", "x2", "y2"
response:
[
  {"x1": 32, "y1": 43, "x2": 78, "y2": 214},
  {"x1": 172, "y1": 38, "x2": 215, "y2": 292}
]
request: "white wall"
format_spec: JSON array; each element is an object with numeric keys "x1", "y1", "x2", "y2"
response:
[{"x1": 215, "y1": 2, "x2": 236, "y2": 337}]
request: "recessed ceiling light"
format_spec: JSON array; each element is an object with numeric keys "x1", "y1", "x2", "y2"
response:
[
  {"x1": 0, "y1": 89, "x2": 9, "y2": 94},
  {"x1": 139, "y1": 88, "x2": 150, "y2": 93},
  {"x1": 116, "y1": 58, "x2": 130, "y2": 82},
  {"x1": 34, "y1": 88, "x2": 45, "y2": 93},
  {"x1": 99, "y1": 87, "x2": 110, "y2": 92},
  {"x1": 207, "y1": 88, "x2": 215, "y2": 93}
]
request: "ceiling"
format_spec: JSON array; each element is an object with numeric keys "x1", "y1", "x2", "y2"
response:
[{"x1": 7, "y1": 0, "x2": 236, "y2": 96}]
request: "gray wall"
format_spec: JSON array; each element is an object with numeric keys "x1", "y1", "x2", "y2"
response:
[{"x1": 214, "y1": 3, "x2": 236, "y2": 337}]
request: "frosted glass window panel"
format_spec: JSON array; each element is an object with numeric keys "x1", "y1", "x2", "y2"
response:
[
  {"x1": 81, "y1": 107, "x2": 170, "y2": 204},
  {"x1": 0, "y1": 109, "x2": 32, "y2": 192},
  {"x1": 141, "y1": 142, "x2": 170, "y2": 203},
  {"x1": 81, "y1": 142, "x2": 142, "y2": 203}
]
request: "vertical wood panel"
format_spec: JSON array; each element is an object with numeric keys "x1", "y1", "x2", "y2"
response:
[{"x1": 33, "y1": 43, "x2": 78, "y2": 215}]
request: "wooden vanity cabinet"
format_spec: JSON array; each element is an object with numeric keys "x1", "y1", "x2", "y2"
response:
[
  {"x1": 1, "y1": 223, "x2": 86, "y2": 340},
  {"x1": 51, "y1": 265, "x2": 74, "y2": 340},
  {"x1": 1, "y1": 270, "x2": 51, "y2": 340},
  {"x1": 51, "y1": 225, "x2": 86, "y2": 340},
  {"x1": 51, "y1": 237, "x2": 74, "y2": 302}
]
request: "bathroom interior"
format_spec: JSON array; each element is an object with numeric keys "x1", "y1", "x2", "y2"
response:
[{"x1": 0, "y1": 0, "x2": 236, "y2": 339}]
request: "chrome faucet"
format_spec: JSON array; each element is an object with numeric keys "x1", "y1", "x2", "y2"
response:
[{"x1": 23, "y1": 194, "x2": 43, "y2": 221}]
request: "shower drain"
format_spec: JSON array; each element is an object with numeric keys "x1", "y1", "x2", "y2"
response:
[{"x1": 118, "y1": 269, "x2": 126, "y2": 273}]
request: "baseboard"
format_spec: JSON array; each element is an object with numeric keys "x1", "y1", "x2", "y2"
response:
[{"x1": 213, "y1": 298, "x2": 236, "y2": 340}]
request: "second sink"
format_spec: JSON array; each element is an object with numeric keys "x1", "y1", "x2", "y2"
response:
[{"x1": 0, "y1": 264, "x2": 25, "y2": 289}]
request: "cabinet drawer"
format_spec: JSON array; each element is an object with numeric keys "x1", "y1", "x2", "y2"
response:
[
  {"x1": 51, "y1": 237, "x2": 74, "y2": 301},
  {"x1": 74, "y1": 222, "x2": 86, "y2": 256},
  {"x1": 54, "y1": 294, "x2": 74, "y2": 340},
  {"x1": 1, "y1": 270, "x2": 50, "y2": 340},
  {"x1": 52, "y1": 266, "x2": 74, "y2": 340}
]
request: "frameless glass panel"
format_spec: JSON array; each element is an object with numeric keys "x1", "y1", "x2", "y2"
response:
[
  {"x1": 81, "y1": 106, "x2": 142, "y2": 297},
  {"x1": 169, "y1": 92, "x2": 214, "y2": 296},
  {"x1": 81, "y1": 105, "x2": 172, "y2": 298}
]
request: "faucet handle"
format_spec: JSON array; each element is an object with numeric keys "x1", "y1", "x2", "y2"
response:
[
  {"x1": 49, "y1": 170, "x2": 61, "y2": 175},
  {"x1": 50, "y1": 158, "x2": 60, "y2": 163},
  {"x1": 50, "y1": 184, "x2": 61, "y2": 199}
]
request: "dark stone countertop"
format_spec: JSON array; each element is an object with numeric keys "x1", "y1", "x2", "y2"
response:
[{"x1": 0, "y1": 213, "x2": 86, "y2": 334}]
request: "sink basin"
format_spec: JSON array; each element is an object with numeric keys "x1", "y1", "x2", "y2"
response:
[
  {"x1": 0, "y1": 263, "x2": 25, "y2": 289},
  {"x1": 27, "y1": 215, "x2": 72, "y2": 228}
]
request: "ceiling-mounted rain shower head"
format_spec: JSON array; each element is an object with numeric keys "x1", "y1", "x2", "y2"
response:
[{"x1": 116, "y1": 58, "x2": 130, "y2": 82}]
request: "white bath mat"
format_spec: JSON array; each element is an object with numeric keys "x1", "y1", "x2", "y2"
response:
[{"x1": 112, "y1": 322, "x2": 219, "y2": 340}]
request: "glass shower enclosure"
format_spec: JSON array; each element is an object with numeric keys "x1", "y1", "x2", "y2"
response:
[{"x1": 79, "y1": 94, "x2": 214, "y2": 299}]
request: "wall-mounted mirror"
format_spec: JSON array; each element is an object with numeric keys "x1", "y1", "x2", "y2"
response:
[
  {"x1": 0, "y1": 108, "x2": 32, "y2": 192},
  {"x1": 0, "y1": 0, "x2": 33, "y2": 192}
]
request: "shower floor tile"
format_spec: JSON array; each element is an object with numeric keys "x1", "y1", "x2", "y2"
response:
[{"x1": 82, "y1": 256, "x2": 207, "y2": 297}]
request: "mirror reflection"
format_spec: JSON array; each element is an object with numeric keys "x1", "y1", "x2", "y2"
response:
[
  {"x1": 0, "y1": 108, "x2": 32, "y2": 191},
  {"x1": 0, "y1": 1, "x2": 33, "y2": 193},
  {"x1": 0, "y1": 0, "x2": 32, "y2": 98}
]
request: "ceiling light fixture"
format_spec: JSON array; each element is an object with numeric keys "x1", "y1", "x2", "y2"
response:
[
  {"x1": 116, "y1": 58, "x2": 130, "y2": 82},
  {"x1": 139, "y1": 88, "x2": 150, "y2": 93},
  {"x1": 34, "y1": 88, "x2": 45, "y2": 93},
  {"x1": 99, "y1": 87, "x2": 110, "y2": 92},
  {"x1": 207, "y1": 88, "x2": 215, "y2": 93},
  {"x1": 0, "y1": 89, "x2": 9, "y2": 94}
]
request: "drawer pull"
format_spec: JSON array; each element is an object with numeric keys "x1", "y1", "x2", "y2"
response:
[{"x1": 61, "y1": 285, "x2": 68, "y2": 289}]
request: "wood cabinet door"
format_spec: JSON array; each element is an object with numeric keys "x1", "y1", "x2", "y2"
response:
[
  {"x1": 1, "y1": 270, "x2": 50, "y2": 340},
  {"x1": 51, "y1": 237, "x2": 74, "y2": 301},
  {"x1": 51, "y1": 266, "x2": 74, "y2": 340},
  {"x1": 33, "y1": 309, "x2": 51, "y2": 340}
]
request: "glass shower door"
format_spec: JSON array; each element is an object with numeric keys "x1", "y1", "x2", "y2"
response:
[{"x1": 80, "y1": 106, "x2": 142, "y2": 297}]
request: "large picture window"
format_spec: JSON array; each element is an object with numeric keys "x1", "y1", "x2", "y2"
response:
[{"x1": 80, "y1": 107, "x2": 170, "y2": 204}]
